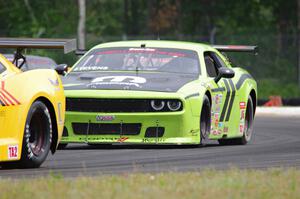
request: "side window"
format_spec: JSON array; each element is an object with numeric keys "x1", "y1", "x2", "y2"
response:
[
  {"x1": 204, "y1": 52, "x2": 219, "y2": 77},
  {"x1": 0, "y1": 61, "x2": 6, "y2": 74},
  {"x1": 213, "y1": 53, "x2": 228, "y2": 68}
]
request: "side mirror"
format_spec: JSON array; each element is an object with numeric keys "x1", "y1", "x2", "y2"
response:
[
  {"x1": 214, "y1": 67, "x2": 235, "y2": 83},
  {"x1": 55, "y1": 64, "x2": 68, "y2": 75}
]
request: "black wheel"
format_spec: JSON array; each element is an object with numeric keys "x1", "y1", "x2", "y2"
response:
[
  {"x1": 21, "y1": 101, "x2": 52, "y2": 168},
  {"x1": 218, "y1": 96, "x2": 254, "y2": 145},
  {"x1": 57, "y1": 143, "x2": 68, "y2": 150},
  {"x1": 200, "y1": 95, "x2": 211, "y2": 145}
]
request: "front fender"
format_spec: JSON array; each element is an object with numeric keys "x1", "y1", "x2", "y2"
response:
[{"x1": 2, "y1": 69, "x2": 65, "y2": 151}]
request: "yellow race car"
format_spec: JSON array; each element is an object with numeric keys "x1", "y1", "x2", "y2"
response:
[{"x1": 0, "y1": 38, "x2": 76, "y2": 168}]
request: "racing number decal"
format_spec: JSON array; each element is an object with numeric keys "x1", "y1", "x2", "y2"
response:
[
  {"x1": 0, "y1": 81, "x2": 20, "y2": 106},
  {"x1": 8, "y1": 145, "x2": 18, "y2": 159}
]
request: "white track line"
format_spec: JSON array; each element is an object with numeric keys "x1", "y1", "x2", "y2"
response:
[{"x1": 256, "y1": 107, "x2": 300, "y2": 117}]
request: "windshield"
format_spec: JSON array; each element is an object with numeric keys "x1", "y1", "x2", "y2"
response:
[
  {"x1": 25, "y1": 57, "x2": 57, "y2": 70},
  {"x1": 4, "y1": 54, "x2": 57, "y2": 71},
  {"x1": 71, "y1": 47, "x2": 200, "y2": 74}
]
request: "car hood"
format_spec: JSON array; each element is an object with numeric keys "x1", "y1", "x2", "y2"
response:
[{"x1": 62, "y1": 71, "x2": 198, "y2": 92}]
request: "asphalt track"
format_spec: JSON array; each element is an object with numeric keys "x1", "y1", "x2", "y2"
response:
[{"x1": 0, "y1": 115, "x2": 299, "y2": 178}]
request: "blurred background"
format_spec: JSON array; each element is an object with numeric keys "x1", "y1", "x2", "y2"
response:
[{"x1": 0, "y1": 0, "x2": 299, "y2": 100}]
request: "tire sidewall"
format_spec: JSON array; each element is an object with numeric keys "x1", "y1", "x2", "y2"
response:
[
  {"x1": 21, "y1": 101, "x2": 52, "y2": 167},
  {"x1": 200, "y1": 95, "x2": 211, "y2": 144},
  {"x1": 243, "y1": 96, "x2": 254, "y2": 143}
]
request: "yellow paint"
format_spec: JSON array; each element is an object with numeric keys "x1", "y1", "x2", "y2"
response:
[{"x1": 0, "y1": 54, "x2": 65, "y2": 162}]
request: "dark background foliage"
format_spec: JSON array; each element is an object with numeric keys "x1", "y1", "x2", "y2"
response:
[{"x1": 0, "y1": 0, "x2": 299, "y2": 98}]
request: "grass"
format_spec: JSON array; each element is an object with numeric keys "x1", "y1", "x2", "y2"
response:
[{"x1": 0, "y1": 168, "x2": 299, "y2": 199}]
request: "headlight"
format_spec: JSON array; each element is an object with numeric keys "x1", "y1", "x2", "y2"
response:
[
  {"x1": 150, "y1": 100, "x2": 165, "y2": 111},
  {"x1": 167, "y1": 100, "x2": 182, "y2": 111}
]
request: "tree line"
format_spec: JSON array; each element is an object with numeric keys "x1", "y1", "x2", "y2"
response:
[{"x1": 0, "y1": 0, "x2": 300, "y2": 94}]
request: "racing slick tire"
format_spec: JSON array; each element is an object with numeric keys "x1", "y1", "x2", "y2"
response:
[
  {"x1": 200, "y1": 95, "x2": 211, "y2": 145},
  {"x1": 1, "y1": 101, "x2": 52, "y2": 169},
  {"x1": 20, "y1": 101, "x2": 52, "y2": 168},
  {"x1": 218, "y1": 96, "x2": 254, "y2": 145}
]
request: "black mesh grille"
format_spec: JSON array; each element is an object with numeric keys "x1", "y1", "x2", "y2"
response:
[
  {"x1": 72, "y1": 123, "x2": 141, "y2": 135},
  {"x1": 145, "y1": 127, "x2": 165, "y2": 137},
  {"x1": 67, "y1": 98, "x2": 152, "y2": 112},
  {"x1": 66, "y1": 98, "x2": 182, "y2": 112}
]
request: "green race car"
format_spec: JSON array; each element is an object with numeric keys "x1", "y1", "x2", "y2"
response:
[{"x1": 60, "y1": 40, "x2": 257, "y2": 147}]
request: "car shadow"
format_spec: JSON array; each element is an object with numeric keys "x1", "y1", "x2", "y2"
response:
[{"x1": 60, "y1": 143, "x2": 221, "y2": 150}]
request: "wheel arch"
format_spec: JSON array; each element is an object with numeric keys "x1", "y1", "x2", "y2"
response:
[
  {"x1": 34, "y1": 96, "x2": 58, "y2": 154},
  {"x1": 205, "y1": 90, "x2": 212, "y2": 105}
]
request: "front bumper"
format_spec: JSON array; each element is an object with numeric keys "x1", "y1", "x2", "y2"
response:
[{"x1": 61, "y1": 110, "x2": 201, "y2": 145}]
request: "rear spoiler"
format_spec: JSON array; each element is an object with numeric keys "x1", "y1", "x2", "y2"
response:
[
  {"x1": 0, "y1": 38, "x2": 77, "y2": 68},
  {"x1": 0, "y1": 38, "x2": 77, "y2": 54},
  {"x1": 212, "y1": 45, "x2": 258, "y2": 54}
]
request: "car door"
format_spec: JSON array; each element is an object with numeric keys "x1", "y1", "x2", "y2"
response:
[{"x1": 204, "y1": 51, "x2": 235, "y2": 136}]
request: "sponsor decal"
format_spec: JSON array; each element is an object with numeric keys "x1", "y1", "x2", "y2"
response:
[
  {"x1": 240, "y1": 110, "x2": 245, "y2": 120},
  {"x1": 212, "y1": 94, "x2": 222, "y2": 113},
  {"x1": 74, "y1": 66, "x2": 109, "y2": 71},
  {"x1": 214, "y1": 113, "x2": 219, "y2": 119},
  {"x1": 239, "y1": 106, "x2": 246, "y2": 134},
  {"x1": 89, "y1": 76, "x2": 147, "y2": 88},
  {"x1": 8, "y1": 145, "x2": 18, "y2": 159},
  {"x1": 215, "y1": 94, "x2": 222, "y2": 104},
  {"x1": 48, "y1": 78, "x2": 59, "y2": 87},
  {"x1": 223, "y1": 126, "x2": 228, "y2": 133},
  {"x1": 142, "y1": 138, "x2": 165, "y2": 143},
  {"x1": 214, "y1": 119, "x2": 219, "y2": 128},
  {"x1": 215, "y1": 105, "x2": 221, "y2": 113},
  {"x1": 218, "y1": 122, "x2": 223, "y2": 128},
  {"x1": 129, "y1": 48, "x2": 155, "y2": 52},
  {"x1": 117, "y1": 137, "x2": 129, "y2": 143},
  {"x1": 213, "y1": 113, "x2": 219, "y2": 127},
  {"x1": 96, "y1": 115, "x2": 115, "y2": 121},
  {"x1": 240, "y1": 102, "x2": 246, "y2": 109},
  {"x1": 239, "y1": 124, "x2": 244, "y2": 134},
  {"x1": 0, "y1": 81, "x2": 20, "y2": 106},
  {"x1": 79, "y1": 137, "x2": 118, "y2": 141},
  {"x1": 212, "y1": 130, "x2": 221, "y2": 135}
]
